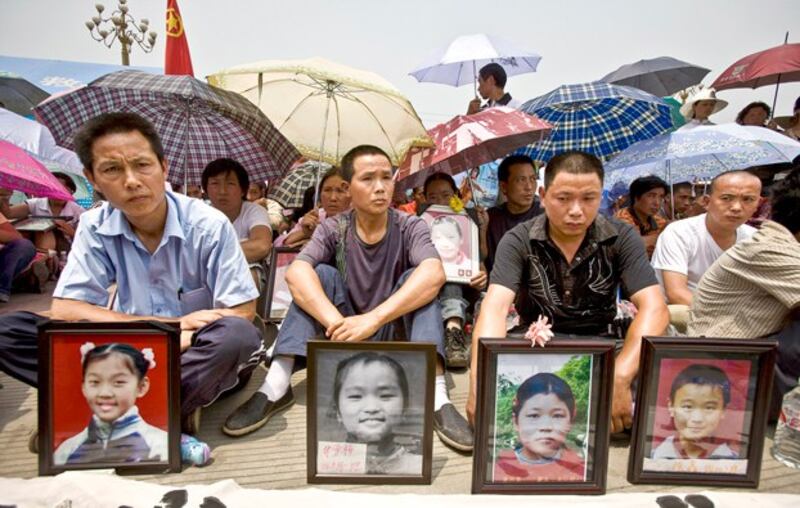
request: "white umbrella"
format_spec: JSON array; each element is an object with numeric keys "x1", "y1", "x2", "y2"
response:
[
  {"x1": 0, "y1": 107, "x2": 82, "y2": 173},
  {"x1": 409, "y1": 33, "x2": 542, "y2": 94}
]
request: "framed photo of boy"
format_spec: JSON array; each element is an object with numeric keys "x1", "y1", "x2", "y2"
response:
[
  {"x1": 472, "y1": 337, "x2": 615, "y2": 494},
  {"x1": 420, "y1": 204, "x2": 479, "y2": 284},
  {"x1": 264, "y1": 246, "x2": 301, "y2": 321},
  {"x1": 37, "y1": 321, "x2": 181, "y2": 476},
  {"x1": 628, "y1": 337, "x2": 777, "y2": 487},
  {"x1": 306, "y1": 341, "x2": 436, "y2": 484}
]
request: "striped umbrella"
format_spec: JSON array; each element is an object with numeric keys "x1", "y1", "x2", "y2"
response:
[
  {"x1": 34, "y1": 70, "x2": 300, "y2": 187},
  {"x1": 269, "y1": 160, "x2": 332, "y2": 209},
  {"x1": 514, "y1": 81, "x2": 674, "y2": 163}
]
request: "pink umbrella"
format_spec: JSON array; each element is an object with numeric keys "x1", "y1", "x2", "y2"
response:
[
  {"x1": 396, "y1": 107, "x2": 552, "y2": 190},
  {"x1": 0, "y1": 140, "x2": 74, "y2": 201}
]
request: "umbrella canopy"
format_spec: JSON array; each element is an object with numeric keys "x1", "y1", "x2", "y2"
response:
[
  {"x1": 208, "y1": 57, "x2": 432, "y2": 168},
  {"x1": 409, "y1": 33, "x2": 541, "y2": 88},
  {"x1": 600, "y1": 57, "x2": 710, "y2": 97},
  {"x1": 0, "y1": 107, "x2": 83, "y2": 173},
  {"x1": 34, "y1": 70, "x2": 300, "y2": 187},
  {"x1": 514, "y1": 82, "x2": 674, "y2": 163},
  {"x1": 0, "y1": 140, "x2": 74, "y2": 201},
  {"x1": 0, "y1": 76, "x2": 49, "y2": 117},
  {"x1": 712, "y1": 42, "x2": 800, "y2": 90},
  {"x1": 604, "y1": 124, "x2": 800, "y2": 189},
  {"x1": 396, "y1": 107, "x2": 552, "y2": 190},
  {"x1": 269, "y1": 160, "x2": 332, "y2": 209}
]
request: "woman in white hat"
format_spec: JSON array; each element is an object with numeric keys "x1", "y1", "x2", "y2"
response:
[{"x1": 678, "y1": 88, "x2": 728, "y2": 130}]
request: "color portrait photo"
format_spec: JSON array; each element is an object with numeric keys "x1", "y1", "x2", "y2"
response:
[
  {"x1": 420, "y1": 206, "x2": 479, "y2": 284},
  {"x1": 488, "y1": 353, "x2": 593, "y2": 484},
  {"x1": 642, "y1": 357, "x2": 754, "y2": 476}
]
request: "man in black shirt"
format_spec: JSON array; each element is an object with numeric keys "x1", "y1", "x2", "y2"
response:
[
  {"x1": 466, "y1": 151, "x2": 669, "y2": 434},
  {"x1": 484, "y1": 154, "x2": 541, "y2": 273}
]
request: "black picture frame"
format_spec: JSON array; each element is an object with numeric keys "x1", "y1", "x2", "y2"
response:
[
  {"x1": 306, "y1": 340, "x2": 436, "y2": 484},
  {"x1": 472, "y1": 337, "x2": 615, "y2": 495},
  {"x1": 264, "y1": 246, "x2": 301, "y2": 322},
  {"x1": 37, "y1": 321, "x2": 181, "y2": 475},
  {"x1": 628, "y1": 336, "x2": 777, "y2": 487}
]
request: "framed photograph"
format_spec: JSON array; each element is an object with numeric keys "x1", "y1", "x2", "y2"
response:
[
  {"x1": 420, "y1": 204, "x2": 479, "y2": 284},
  {"x1": 306, "y1": 341, "x2": 436, "y2": 484},
  {"x1": 472, "y1": 337, "x2": 615, "y2": 494},
  {"x1": 264, "y1": 246, "x2": 301, "y2": 321},
  {"x1": 37, "y1": 321, "x2": 181, "y2": 475},
  {"x1": 628, "y1": 337, "x2": 777, "y2": 487}
]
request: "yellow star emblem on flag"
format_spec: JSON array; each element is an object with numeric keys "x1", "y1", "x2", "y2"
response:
[{"x1": 166, "y1": 8, "x2": 184, "y2": 38}]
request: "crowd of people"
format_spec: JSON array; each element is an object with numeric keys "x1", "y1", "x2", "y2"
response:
[{"x1": 0, "y1": 62, "x2": 798, "y2": 471}]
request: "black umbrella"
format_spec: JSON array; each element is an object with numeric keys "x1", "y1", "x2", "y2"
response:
[
  {"x1": 600, "y1": 57, "x2": 710, "y2": 97},
  {"x1": 0, "y1": 76, "x2": 49, "y2": 117}
]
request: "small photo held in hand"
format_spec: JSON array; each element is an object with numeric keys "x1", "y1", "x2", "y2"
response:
[
  {"x1": 38, "y1": 321, "x2": 181, "y2": 475},
  {"x1": 307, "y1": 341, "x2": 435, "y2": 484},
  {"x1": 628, "y1": 337, "x2": 777, "y2": 488},
  {"x1": 472, "y1": 337, "x2": 615, "y2": 494},
  {"x1": 421, "y1": 205, "x2": 479, "y2": 284}
]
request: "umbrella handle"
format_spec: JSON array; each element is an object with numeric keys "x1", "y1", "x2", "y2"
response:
[{"x1": 473, "y1": 60, "x2": 478, "y2": 98}]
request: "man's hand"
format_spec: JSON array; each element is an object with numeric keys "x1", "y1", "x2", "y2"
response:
[
  {"x1": 180, "y1": 329, "x2": 194, "y2": 352},
  {"x1": 327, "y1": 312, "x2": 381, "y2": 342},
  {"x1": 611, "y1": 378, "x2": 634, "y2": 433},
  {"x1": 467, "y1": 98, "x2": 481, "y2": 115},
  {"x1": 469, "y1": 270, "x2": 488, "y2": 290},
  {"x1": 179, "y1": 309, "x2": 229, "y2": 332}
]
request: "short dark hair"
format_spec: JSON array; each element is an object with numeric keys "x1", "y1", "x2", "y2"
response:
[
  {"x1": 340, "y1": 145, "x2": 392, "y2": 182},
  {"x1": 669, "y1": 364, "x2": 731, "y2": 407},
  {"x1": 73, "y1": 112, "x2": 165, "y2": 173},
  {"x1": 52, "y1": 172, "x2": 77, "y2": 194},
  {"x1": 318, "y1": 166, "x2": 344, "y2": 195},
  {"x1": 498, "y1": 154, "x2": 535, "y2": 183},
  {"x1": 479, "y1": 63, "x2": 507, "y2": 89},
  {"x1": 669, "y1": 182, "x2": 693, "y2": 194},
  {"x1": 82, "y1": 343, "x2": 150, "y2": 381},
  {"x1": 709, "y1": 170, "x2": 761, "y2": 194},
  {"x1": 736, "y1": 101, "x2": 771, "y2": 125},
  {"x1": 544, "y1": 151, "x2": 604, "y2": 189},
  {"x1": 201, "y1": 158, "x2": 249, "y2": 195},
  {"x1": 629, "y1": 175, "x2": 668, "y2": 202},
  {"x1": 512, "y1": 372, "x2": 576, "y2": 421},
  {"x1": 423, "y1": 172, "x2": 459, "y2": 197},
  {"x1": 770, "y1": 167, "x2": 800, "y2": 235}
]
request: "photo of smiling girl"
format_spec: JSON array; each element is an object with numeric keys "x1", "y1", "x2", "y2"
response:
[
  {"x1": 53, "y1": 342, "x2": 168, "y2": 466},
  {"x1": 329, "y1": 352, "x2": 423, "y2": 475}
]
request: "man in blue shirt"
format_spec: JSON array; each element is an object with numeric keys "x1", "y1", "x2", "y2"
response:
[{"x1": 0, "y1": 112, "x2": 263, "y2": 432}]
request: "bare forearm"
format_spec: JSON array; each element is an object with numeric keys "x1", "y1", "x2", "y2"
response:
[
  {"x1": 50, "y1": 298, "x2": 167, "y2": 322},
  {"x1": 370, "y1": 259, "x2": 445, "y2": 326},
  {"x1": 283, "y1": 229, "x2": 308, "y2": 246},
  {"x1": 665, "y1": 286, "x2": 693, "y2": 306},
  {"x1": 240, "y1": 239, "x2": 271, "y2": 263},
  {"x1": 286, "y1": 261, "x2": 343, "y2": 328}
]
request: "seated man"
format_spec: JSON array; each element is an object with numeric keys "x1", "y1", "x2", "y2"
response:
[
  {"x1": 224, "y1": 145, "x2": 474, "y2": 452},
  {"x1": 0, "y1": 210, "x2": 37, "y2": 303},
  {"x1": 0, "y1": 112, "x2": 263, "y2": 433},
  {"x1": 203, "y1": 158, "x2": 272, "y2": 264},
  {"x1": 689, "y1": 167, "x2": 800, "y2": 417},
  {"x1": 663, "y1": 181, "x2": 694, "y2": 220},
  {"x1": 615, "y1": 175, "x2": 669, "y2": 258},
  {"x1": 485, "y1": 154, "x2": 541, "y2": 273},
  {"x1": 466, "y1": 151, "x2": 669, "y2": 434},
  {"x1": 651, "y1": 171, "x2": 761, "y2": 330}
]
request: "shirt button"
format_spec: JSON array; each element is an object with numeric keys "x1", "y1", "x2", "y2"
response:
[
  {"x1": 575, "y1": 256, "x2": 581, "y2": 262},
  {"x1": 565, "y1": 290, "x2": 571, "y2": 297}
]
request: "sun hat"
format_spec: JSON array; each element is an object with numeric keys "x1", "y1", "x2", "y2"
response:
[
  {"x1": 773, "y1": 96, "x2": 800, "y2": 129},
  {"x1": 679, "y1": 87, "x2": 728, "y2": 120}
]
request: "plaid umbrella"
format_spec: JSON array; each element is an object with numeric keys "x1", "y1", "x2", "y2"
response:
[
  {"x1": 514, "y1": 82, "x2": 674, "y2": 163},
  {"x1": 34, "y1": 70, "x2": 300, "y2": 187},
  {"x1": 269, "y1": 160, "x2": 332, "y2": 209}
]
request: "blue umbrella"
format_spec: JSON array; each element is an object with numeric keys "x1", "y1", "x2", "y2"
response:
[
  {"x1": 514, "y1": 81, "x2": 674, "y2": 163},
  {"x1": 604, "y1": 124, "x2": 800, "y2": 190}
]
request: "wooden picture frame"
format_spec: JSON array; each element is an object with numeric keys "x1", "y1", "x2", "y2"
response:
[
  {"x1": 264, "y1": 246, "x2": 301, "y2": 322},
  {"x1": 306, "y1": 341, "x2": 436, "y2": 484},
  {"x1": 628, "y1": 337, "x2": 777, "y2": 487},
  {"x1": 420, "y1": 204, "x2": 479, "y2": 284},
  {"x1": 472, "y1": 337, "x2": 615, "y2": 494},
  {"x1": 37, "y1": 321, "x2": 181, "y2": 475}
]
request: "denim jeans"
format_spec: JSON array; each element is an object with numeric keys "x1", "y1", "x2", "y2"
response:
[{"x1": 0, "y1": 238, "x2": 36, "y2": 297}]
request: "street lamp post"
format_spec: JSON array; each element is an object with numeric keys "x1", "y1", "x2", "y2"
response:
[{"x1": 85, "y1": 0, "x2": 157, "y2": 66}]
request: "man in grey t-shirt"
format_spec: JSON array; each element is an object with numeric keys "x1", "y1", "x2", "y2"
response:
[{"x1": 224, "y1": 145, "x2": 475, "y2": 452}]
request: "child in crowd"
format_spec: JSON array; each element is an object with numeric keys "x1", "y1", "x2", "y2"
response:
[
  {"x1": 330, "y1": 352, "x2": 422, "y2": 475},
  {"x1": 54, "y1": 343, "x2": 169, "y2": 466},
  {"x1": 494, "y1": 372, "x2": 586, "y2": 482},
  {"x1": 652, "y1": 364, "x2": 738, "y2": 459},
  {"x1": 429, "y1": 215, "x2": 471, "y2": 274}
]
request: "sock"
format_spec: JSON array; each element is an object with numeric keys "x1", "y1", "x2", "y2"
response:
[
  {"x1": 434, "y1": 375, "x2": 450, "y2": 411},
  {"x1": 258, "y1": 355, "x2": 294, "y2": 401}
]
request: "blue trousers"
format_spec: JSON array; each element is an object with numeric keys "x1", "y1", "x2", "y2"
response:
[
  {"x1": 274, "y1": 264, "x2": 445, "y2": 362},
  {"x1": 0, "y1": 238, "x2": 36, "y2": 297}
]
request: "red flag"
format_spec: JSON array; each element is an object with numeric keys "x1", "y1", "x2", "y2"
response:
[{"x1": 165, "y1": 0, "x2": 194, "y2": 76}]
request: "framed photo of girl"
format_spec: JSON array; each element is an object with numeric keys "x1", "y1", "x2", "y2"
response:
[
  {"x1": 264, "y1": 246, "x2": 301, "y2": 322},
  {"x1": 37, "y1": 321, "x2": 181, "y2": 475},
  {"x1": 306, "y1": 341, "x2": 436, "y2": 484},
  {"x1": 472, "y1": 337, "x2": 615, "y2": 494},
  {"x1": 420, "y1": 204, "x2": 479, "y2": 284},
  {"x1": 628, "y1": 337, "x2": 777, "y2": 487}
]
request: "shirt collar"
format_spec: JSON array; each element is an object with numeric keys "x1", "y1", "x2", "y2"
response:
[
  {"x1": 528, "y1": 213, "x2": 618, "y2": 243},
  {"x1": 95, "y1": 192, "x2": 186, "y2": 247}
]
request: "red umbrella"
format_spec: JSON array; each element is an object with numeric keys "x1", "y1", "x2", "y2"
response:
[
  {"x1": 711, "y1": 38, "x2": 800, "y2": 113},
  {"x1": 396, "y1": 107, "x2": 551, "y2": 190}
]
